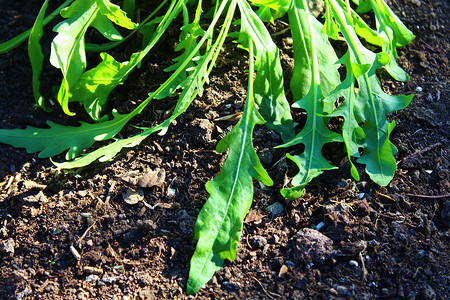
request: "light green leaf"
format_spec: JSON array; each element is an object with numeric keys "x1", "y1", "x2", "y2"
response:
[
  {"x1": 278, "y1": 0, "x2": 342, "y2": 199},
  {"x1": 188, "y1": 34, "x2": 272, "y2": 294},
  {"x1": 55, "y1": 0, "x2": 236, "y2": 168},
  {"x1": 327, "y1": 0, "x2": 413, "y2": 185},
  {"x1": 96, "y1": 0, "x2": 137, "y2": 30},
  {"x1": 69, "y1": 52, "x2": 133, "y2": 121},
  {"x1": 248, "y1": 0, "x2": 291, "y2": 12},
  {"x1": 322, "y1": 52, "x2": 370, "y2": 181},
  {"x1": 238, "y1": 0, "x2": 294, "y2": 142},
  {"x1": 28, "y1": 0, "x2": 50, "y2": 111},
  {"x1": 50, "y1": 0, "x2": 136, "y2": 116},
  {"x1": 289, "y1": 0, "x2": 340, "y2": 107},
  {"x1": 369, "y1": 0, "x2": 415, "y2": 81},
  {"x1": 0, "y1": 109, "x2": 137, "y2": 161},
  {"x1": 69, "y1": 0, "x2": 182, "y2": 120}
]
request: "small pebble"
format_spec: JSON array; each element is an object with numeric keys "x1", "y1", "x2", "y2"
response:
[
  {"x1": 415, "y1": 86, "x2": 423, "y2": 92},
  {"x1": 85, "y1": 274, "x2": 99, "y2": 283},
  {"x1": 253, "y1": 235, "x2": 267, "y2": 249},
  {"x1": 315, "y1": 222, "x2": 325, "y2": 231},
  {"x1": 266, "y1": 202, "x2": 284, "y2": 216},
  {"x1": 349, "y1": 260, "x2": 359, "y2": 267},
  {"x1": 70, "y1": 245, "x2": 81, "y2": 261}
]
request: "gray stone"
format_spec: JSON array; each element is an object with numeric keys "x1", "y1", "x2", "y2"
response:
[
  {"x1": 253, "y1": 235, "x2": 267, "y2": 248},
  {"x1": 266, "y1": 202, "x2": 284, "y2": 216}
]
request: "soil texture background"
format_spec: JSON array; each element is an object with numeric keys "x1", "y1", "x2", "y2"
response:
[{"x1": 0, "y1": 0, "x2": 449, "y2": 299}]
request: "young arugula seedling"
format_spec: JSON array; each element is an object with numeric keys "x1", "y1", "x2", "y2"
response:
[{"x1": 0, "y1": 0, "x2": 415, "y2": 295}]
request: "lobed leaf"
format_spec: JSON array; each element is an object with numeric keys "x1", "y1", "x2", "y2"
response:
[
  {"x1": 327, "y1": 0, "x2": 413, "y2": 186},
  {"x1": 237, "y1": 0, "x2": 294, "y2": 142},
  {"x1": 278, "y1": 0, "x2": 342, "y2": 199},
  {"x1": 50, "y1": 0, "x2": 135, "y2": 116},
  {"x1": 0, "y1": 109, "x2": 137, "y2": 161},
  {"x1": 55, "y1": 0, "x2": 236, "y2": 168},
  {"x1": 369, "y1": 0, "x2": 415, "y2": 81}
]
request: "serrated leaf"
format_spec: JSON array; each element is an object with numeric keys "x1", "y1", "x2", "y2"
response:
[
  {"x1": 289, "y1": 0, "x2": 340, "y2": 107},
  {"x1": 28, "y1": 0, "x2": 50, "y2": 111},
  {"x1": 69, "y1": 0, "x2": 182, "y2": 120},
  {"x1": 55, "y1": 0, "x2": 236, "y2": 169},
  {"x1": 238, "y1": 0, "x2": 294, "y2": 142},
  {"x1": 355, "y1": 54, "x2": 413, "y2": 184},
  {"x1": 50, "y1": 0, "x2": 136, "y2": 116},
  {"x1": 327, "y1": 0, "x2": 413, "y2": 185},
  {"x1": 70, "y1": 52, "x2": 132, "y2": 121},
  {"x1": 96, "y1": 0, "x2": 137, "y2": 30},
  {"x1": 322, "y1": 51, "x2": 370, "y2": 181},
  {"x1": 278, "y1": 0, "x2": 342, "y2": 199},
  {"x1": 0, "y1": 109, "x2": 137, "y2": 161},
  {"x1": 187, "y1": 33, "x2": 272, "y2": 294},
  {"x1": 369, "y1": 0, "x2": 415, "y2": 81}
]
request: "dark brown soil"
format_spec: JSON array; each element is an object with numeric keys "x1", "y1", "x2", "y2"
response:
[{"x1": 0, "y1": 0, "x2": 449, "y2": 299}]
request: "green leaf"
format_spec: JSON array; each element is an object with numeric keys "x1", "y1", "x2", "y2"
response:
[
  {"x1": 355, "y1": 54, "x2": 413, "y2": 184},
  {"x1": 28, "y1": 0, "x2": 50, "y2": 111},
  {"x1": 369, "y1": 0, "x2": 415, "y2": 81},
  {"x1": 289, "y1": 0, "x2": 340, "y2": 106},
  {"x1": 69, "y1": 0, "x2": 182, "y2": 120},
  {"x1": 187, "y1": 31, "x2": 272, "y2": 294},
  {"x1": 70, "y1": 53, "x2": 133, "y2": 120},
  {"x1": 327, "y1": 0, "x2": 413, "y2": 185},
  {"x1": 238, "y1": 0, "x2": 294, "y2": 142},
  {"x1": 55, "y1": 0, "x2": 236, "y2": 168},
  {"x1": 248, "y1": 0, "x2": 291, "y2": 13},
  {"x1": 278, "y1": 0, "x2": 342, "y2": 199},
  {"x1": 322, "y1": 51, "x2": 370, "y2": 181},
  {"x1": 50, "y1": 0, "x2": 136, "y2": 116},
  {"x1": 96, "y1": 0, "x2": 137, "y2": 30},
  {"x1": 0, "y1": 109, "x2": 137, "y2": 161}
]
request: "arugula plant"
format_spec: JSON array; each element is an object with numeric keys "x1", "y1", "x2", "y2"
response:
[{"x1": 0, "y1": 0, "x2": 414, "y2": 294}]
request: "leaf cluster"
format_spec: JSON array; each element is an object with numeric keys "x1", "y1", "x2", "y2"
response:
[{"x1": 0, "y1": 0, "x2": 414, "y2": 295}]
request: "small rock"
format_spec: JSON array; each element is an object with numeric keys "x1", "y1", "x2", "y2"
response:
[
  {"x1": 83, "y1": 266, "x2": 103, "y2": 275},
  {"x1": 415, "y1": 86, "x2": 423, "y2": 92},
  {"x1": 189, "y1": 119, "x2": 214, "y2": 145},
  {"x1": 266, "y1": 202, "x2": 284, "y2": 216},
  {"x1": 421, "y1": 285, "x2": 436, "y2": 300},
  {"x1": 70, "y1": 245, "x2": 81, "y2": 261},
  {"x1": 441, "y1": 201, "x2": 450, "y2": 227},
  {"x1": 85, "y1": 274, "x2": 99, "y2": 283},
  {"x1": 258, "y1": 148, "x2": 273, "y2": 165},
  {"x1": 101, "y1": 273, "x2": 120, "y2": 284},
  {"x1": 123, "y1": 188, "x2": 144, "y2": 205},
  {"x1": 335, "y1": 285, "x2": 351, "y2": 297},
  {"x1": 349, "y1": 260, "x2": 359, "y2": 267},
  {"x1": 86, "y1": 240, "x2": 93, "y2": 247},
  {"x1": 0, "y1": 238, "x2": 15, "y2": 256},
  {"x1": 137, "y1": 273, "x2": 153, "y2": 286},
  {"x1": 314, "y1": 222, "x2": 325, "y2": 231},
  {"x1": 294, "y1": 228, "x2": 334, "y2": 264},
  {"x1": 136, "y1": 219, "x2": 157, "y2": 231},
  {"x1": 222, "y1": 281, "x2": 241, "y2": 290},
  {"x1": 252, "y1": 235, "x2": 267, "y2": 248}
]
